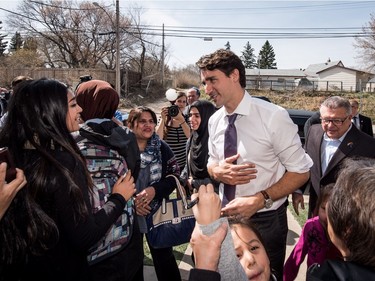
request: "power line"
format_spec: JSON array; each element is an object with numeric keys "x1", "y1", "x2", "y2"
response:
[
  {"x1": 1, "y1": 24, "x2": 373, "y2": 41},
  {"x1": 132, "y1": 1, "x2": 375, "y2": 15}
]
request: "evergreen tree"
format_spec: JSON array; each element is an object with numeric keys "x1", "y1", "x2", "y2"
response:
[
  {"x1": 241, "y1": 41, "x2": 256, "y2": 69},
  {"x1": 225, "y1": 41, "x2": 231, "y2": 50},
  {"x1": 0, "y1": 21, "x2": 8, "y2": 57},
  {"x1": 9, "y1": 32, "x2": 23, "y2": 52},
  {"x1": 258, "y1": 40, "x2": 277, "y2": 69}
]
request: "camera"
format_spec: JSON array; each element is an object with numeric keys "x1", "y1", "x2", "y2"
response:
[
  {"x1": 79, "y1": 75, "x2": 92, "y2": 83},
  {"x1": 168, "y1": 105, "x2": 180, "y2": 117}
]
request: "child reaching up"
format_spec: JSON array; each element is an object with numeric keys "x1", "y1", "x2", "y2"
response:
[{"x1": 283, "y1": 184, "x2": 341, "y2": 281}]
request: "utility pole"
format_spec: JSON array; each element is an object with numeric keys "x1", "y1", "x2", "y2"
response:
[
  {"x1": 115, "y1": 0, "x2": 120, "y2": 96},
  {"x1": 93, "y1": 1, "x2": 121, "y2": 96},
  {"x1": 161, "y1": 23, "x2": 165, "y2": 87}
]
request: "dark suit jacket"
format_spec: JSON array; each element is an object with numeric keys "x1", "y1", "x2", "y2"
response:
[
  {"x1": 304, "y1": 124, "x2": 375, "y2": 215},
  {"x1": 358, "y1": 114, "x2": 373, "y2": 137}
]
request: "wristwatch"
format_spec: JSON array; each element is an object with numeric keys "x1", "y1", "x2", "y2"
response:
[{"x1": 260, "y1": 190, "x2": 273, "y2": 209}]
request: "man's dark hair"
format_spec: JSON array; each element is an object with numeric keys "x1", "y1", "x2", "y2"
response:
[{"x1": 196, "y1": 49, "x2": 246, "y2": 88}]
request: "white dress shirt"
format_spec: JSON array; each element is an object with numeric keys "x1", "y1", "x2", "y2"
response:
[
  {"x1": 321, "y1": 124, "x2": 352, "y2": 174},
  {"x1": 207, "y1": 91, "x2": 313, "y2": 212}
]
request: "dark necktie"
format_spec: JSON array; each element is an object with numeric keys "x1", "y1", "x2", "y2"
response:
[
  {"x1": 222, "y1": 113, "x2": 238, "y2": 206},
  {"x1": 352, "y1": 116, "x2": 359, "y2": 128}
]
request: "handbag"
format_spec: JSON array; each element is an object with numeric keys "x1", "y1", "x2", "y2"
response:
[{"x1": 146, "y1": 174, "x2": 196, "y2": 249}]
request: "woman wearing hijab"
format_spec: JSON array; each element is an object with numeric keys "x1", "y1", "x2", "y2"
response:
[
  {"x1": 181, "y1": 100, "x2": 218, "y2": 193},
  {"x1": 75, "y1": 79, "x2": 143, "y2": 281}
]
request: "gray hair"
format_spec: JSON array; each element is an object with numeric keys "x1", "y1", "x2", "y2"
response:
[{"x1": 320, "y1": 96, "x2": 351, "y2": 115}]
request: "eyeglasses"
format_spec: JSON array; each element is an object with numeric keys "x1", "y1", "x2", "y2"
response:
[{"x1": 320, "y1": 116, "x2": 349, "y2": 126}]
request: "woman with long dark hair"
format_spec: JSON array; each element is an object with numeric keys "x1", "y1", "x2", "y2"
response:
[{"x1": 0, "y1": 78, "x2": 135, "y2": 281}]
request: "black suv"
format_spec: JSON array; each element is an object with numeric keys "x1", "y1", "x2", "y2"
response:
[{"x1": 286, "y1": 109, "x2": 315, "y2": 145}]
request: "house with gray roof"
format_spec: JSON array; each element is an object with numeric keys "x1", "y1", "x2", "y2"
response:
[
  {"x1": 303, "y1": 59, "x2": 374, "y2": 92},
  {"x1": 245, "y1": 59, "x2": 375, "y2": 92},
  {"x1": 245, "y1": 68, "x2": 306, "y2": 91}
]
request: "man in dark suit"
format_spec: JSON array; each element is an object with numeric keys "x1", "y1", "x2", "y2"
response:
[
  {"x1": 293, "y1": 96, "x2": 375, "y2": 217},
  {"x1": 350, "y1": 99, "x2": 373, "y2": 137},
  {"x1": 303, "y1": 111, "x2": 320, "y2": 142}
]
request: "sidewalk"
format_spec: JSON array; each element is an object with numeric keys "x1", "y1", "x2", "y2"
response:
[{"x1": 144, "y1": 196, "x2": 308, "y2": 281}]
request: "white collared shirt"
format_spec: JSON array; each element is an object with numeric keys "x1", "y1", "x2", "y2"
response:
[
  {"x1": 321, "y1": 124, "x2": 352, "y2": 174},
  {"x1": 207, "y1": 91, "x2": 313, "y2": 211}
]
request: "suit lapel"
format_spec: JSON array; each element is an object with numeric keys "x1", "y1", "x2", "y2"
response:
[
  {"x1": 311, "y1": 126, "x2": 324, "y2": 177},
  {"x1": 324, "y1": 126, "x2": 359, "y2": 175}
]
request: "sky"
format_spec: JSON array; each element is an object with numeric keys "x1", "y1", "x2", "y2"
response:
[{"x1": 0, "y1": 0, "x2": 374, "y2": 71}]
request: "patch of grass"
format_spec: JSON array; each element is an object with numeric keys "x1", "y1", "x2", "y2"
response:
[
  {"x1": 288, "y1": 203, "x2": 308, "y2": 228},
  {"x1": 143, "y1": 237, "x2": 189, "y2": 266}
]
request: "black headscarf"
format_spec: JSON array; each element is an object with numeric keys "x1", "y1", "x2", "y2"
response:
[{"x1": 187, "y1": 100, "x2": 216, "y2": 179}]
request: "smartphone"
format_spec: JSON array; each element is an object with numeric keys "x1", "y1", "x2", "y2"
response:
[{"x1": 0, "y1": 147, "x2": 17, "y2": 182}]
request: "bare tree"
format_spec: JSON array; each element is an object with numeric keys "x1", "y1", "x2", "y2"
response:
[
  {"x1": 125, "y1": 6, "x2": 165, "y2": 85},
  {"x1": 354, "y1": 13, "x2": 375, "y2": 72},
  {"x1": 7, "y1": 0, "x2": 137, "y2": 69}
]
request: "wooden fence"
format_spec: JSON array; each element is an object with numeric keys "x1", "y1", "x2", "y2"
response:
[
  {"x1": 0, "y1": 68, "x2": 148, "y2": 96},
  {"x1": 0, "y1": 68, "x2": 116, "y2": 89},
  {"x1": 246, "y1": 79, "x2": 375, "y2": 92}
]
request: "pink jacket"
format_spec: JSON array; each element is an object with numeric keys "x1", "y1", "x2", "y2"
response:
[{"x1": 283, "y1": 216, "x2": 341, "y2": 281}]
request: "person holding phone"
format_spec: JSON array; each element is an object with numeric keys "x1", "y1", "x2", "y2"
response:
[
  {"x1": 0, "y1": 78, "x2": 136, "y2": 281},
  {"x1": 0, "y1": 162, "x2": 27, "y2": 220}
]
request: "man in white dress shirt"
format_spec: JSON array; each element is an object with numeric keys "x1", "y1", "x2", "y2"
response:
[{"x1": 196, "y1": 49, "x2": 313, "y2": 280}]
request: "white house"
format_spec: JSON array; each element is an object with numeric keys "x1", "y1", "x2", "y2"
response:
[
  {"x1": 304, "y1": 60, "x2": 374, "y2": 92},
  {"x1": 245, "y1": 68, "x2": 306, "y2": 90},
  {"x1": 245, "y1": 59, "x2": 375, "y2": 92}
]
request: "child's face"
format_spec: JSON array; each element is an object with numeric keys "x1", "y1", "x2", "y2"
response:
[
  {"x1": 318, "y1": 200, "x2": 328, "y2": 227},
  {"x1": 231, "y1": 224, "x2": 271, "y2": 281}
]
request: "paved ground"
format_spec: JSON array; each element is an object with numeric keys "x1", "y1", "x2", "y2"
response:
[
  {"x1": 129, "y1": 98, "x2": 310, "y2": 280},
  {"x1": 143, "y1": 196, "x2": 308, "y2": 281}
]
